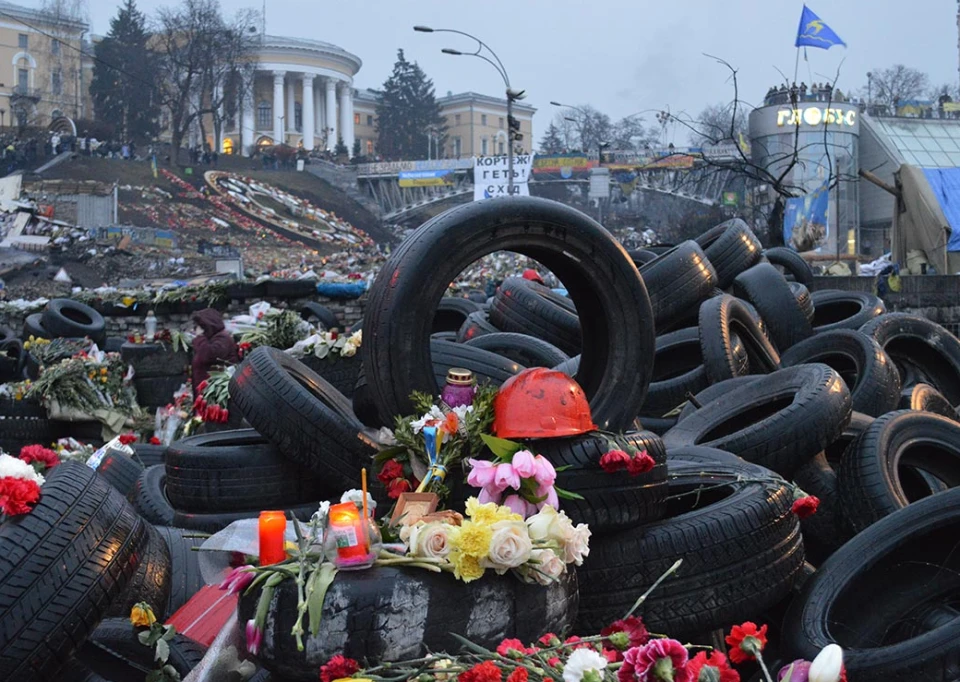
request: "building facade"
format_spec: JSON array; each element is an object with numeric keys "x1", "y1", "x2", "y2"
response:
[
  {"x1": 214, "y1": 35, "x2": 361, "y2": 156},
  {"x1": 749, "y1": 99, "x2": 861, "y2": 255},
  {"x1": 0, "y1": 0, "x2": 90, "y2": 133},
  {"x1": 438, "y1": 91, "x2": 535, "y2": 158}
]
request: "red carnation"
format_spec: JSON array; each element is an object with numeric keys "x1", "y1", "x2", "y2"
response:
[
  {"x1": 601, "y1": 615, "x2": 650, "y2": 655},
  {"x1": 791, "y1": 496, "x2": 820, "y2": 519},
  {"x1": 619, "y1": 638, "x2": 691, "y2": 682},
  {"x1": 386, "y1": 477, "x2": 411, "y2": 499},
  {"x1": 538, "y1": 633, "x2": 561, "y2": 647},
  {"x1": 688, "y1": 651, "x2": 739, "y2": 682},
  {"x1": 496, "y1": 638, "x2": 532, "y2": 658},
  {"x1": 19, "y1": 445, "x2": 60, "y2": 472},
  {"x1": 149, "y1": 436, "x2": 162, "y2": 445},
  {"x1": 506, "y1": 668, "x2": 528, "y2": 682},
  {"x1": 600, "y1": 449, "x2": 631, "y2": 473},
  {"x1": 377, "y1": 459, "x2": 404, "y2": 485},
  {"x1": 118, "y1": 433, "x2": 137, "y2": 446},
  {"x1": 0, "y1": 477, "x2": 41, "y2": 516},
  {"x1": 319, "y1": 654, "x2": 360, "y2": 682},
  {"x1": 626, "y1": 451, "x2": 655, "y2": 477},
  {"x1": 459, "y1": 660, "x2": 502, "y2": 682},
  {"x1": 725, "y1": 622, "x2": 768, "y2": 664}
]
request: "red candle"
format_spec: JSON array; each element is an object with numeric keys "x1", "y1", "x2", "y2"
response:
[
  {"x1": 328, "y1": 502, "x2": 368, "y2": 561},
  {"x1": 259, "y1": 510, "x2": 287, "y2": 566}
]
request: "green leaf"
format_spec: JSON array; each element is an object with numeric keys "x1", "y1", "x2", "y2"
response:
[
  {"x1": 374, "y1": 445, "x2": 408, "y2": 463},
  {"x1": 162, "y1": 664, "x2": 182, "y2": 682},
  {"x1": 556, "y1": 487, "x2": 584, "y2": 501},
  {"x1": 553, "y1": 464, "x2": 573, "y2": 472},
  {"x1": 307, "y1": 563, "x2": 338, "y2": 635},
  {"x1": 155, "y1": 637, "x2": 170, "y2": 664},
  {"x1": 480, "y1": 434, "x2": 523, "y2": 461},
  {"x1": 137, "y1": 630, "x2": 152, "y2": 646},
  {"x1": 161, "y1": 624, "x2": 177, "y2": 641}
]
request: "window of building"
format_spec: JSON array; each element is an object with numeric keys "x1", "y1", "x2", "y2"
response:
[
  {"x1": 257, "y1": 101, "x2": 272, "y2": 129},
  {"x1": 454, "y1": 136, "x2": 462, "y2": 157},
  {"x1": 294, "y1": 102, "x2": 302, "y2": 131},
  {"x1": 51, "y1": 68, "x2": 62, "y2": 95},
  {"x1": 498, "y1": 140, "x2": 504, "y2": 154},
  {"x1": 366, "y1": 114, "x2": 373, "y2": 126},
  {"x1": 499, "y1": 117, "x2": 504, "y2": 129},
  {"x1": 455, "y1": 114, "x2": 461, "y2": 125},
  {"x1": 366, "y1": 140, "x2": 374, "y2": 155},
  {"x1": 18, "y1": 34, "x2": 27, "y2": 49},
  {"x1": 17, "y1": 68, "x2": 28, "y2": 93},
  {"x1": 51, "y1": 39, "x2": 59, "y2": 55},
  {"x1": 481, "y1": 137, "x2": 488, "y2": 155},
  {"x1": 481, "y1": 114, "x2": 487, "y2": 126},
  {"x1": 354, "y1": 112, "x2": 360, "y2": 125}
]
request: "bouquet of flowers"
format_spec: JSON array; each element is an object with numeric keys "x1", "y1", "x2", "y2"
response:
[
  {"x1": 376, "y1": 388, "x2": 497, "y2": 499},
  {"x1": 23, "y1": 350, "x2": 139, "y2": 417},
  {"x1": 26, "y1": 337, "x2": 93, "y2": 368},
  {"x1": 240, "y1": 308, "x2": 312, "y2": 351},
  {"x1": 193, "y1": 368, "x2": 233, "y2": 423},
  {"x1": 286, "y1": 329, "x2": 362, "y2": 360},
  {"x1": 400, "y1": 497, "x2": 590, "y2": 585},
  {"x1": 126, "y1": 328, "x2": 191, "y2": 353},
  {"x1": 0, "y1": 444, "x2": 61, "y2": 518}
]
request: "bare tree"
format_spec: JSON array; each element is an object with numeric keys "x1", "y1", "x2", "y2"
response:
[
  {"x1": 555, "y1": 105, "x2": 614, "y2": 154},
  {"x1": 865, "y1": 64, "x2": 929, "y2": 109},
  {"x1": 689, "y1": 102, "x2": 748, "y2": 146},
  {"x1": 154, "y1": 0, "x2": 259, "y2": 160},
  {"x1": 611, "y1": 115, "x2": 658, "y2": 152}
]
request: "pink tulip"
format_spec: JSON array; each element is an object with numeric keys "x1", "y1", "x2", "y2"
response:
[
  {"x1": 536, "y1": 483, "x2": 560, "y2": 511},
  {"x1": 533, "y1": 455, "x2": 557, "y2": 486},
  {"x1": 245, "y1": 618, "x2": 263, "y2": 655},
  {"x1": 467, "y1": 459, "x2": 497, "y2": 488},
  {"x1": 503, "y1": 494, "x2": 536, "y2": 518},
  {"x1": 478, "y1": 486, "x2": 502, "y2": 505},
  {"x1": 511, "y1": 450, "x2": 537, "y2": 478},
  {"x1": 219, "y1": 566, "x2": 255, "y2": 595},
  {"x1": 494, "y1": 462, "x2": 521, "y2": 492}
]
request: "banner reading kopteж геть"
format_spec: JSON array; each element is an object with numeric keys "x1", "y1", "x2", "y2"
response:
[{"x1": 474, "y1": 154, "x2": 533, "y2": 200}]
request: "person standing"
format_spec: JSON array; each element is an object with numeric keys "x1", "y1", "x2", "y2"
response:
[{"x1": 190, "y1": 308, "x2": 239, "y2": 393}]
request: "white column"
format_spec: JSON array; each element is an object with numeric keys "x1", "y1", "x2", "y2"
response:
[
  {"x1": 343, "y1": 86, "x2": 355, "y2": 157},
  {"x1": 272, "y1": 70, "x2": 285, "y2": 144},
  {"x1": 314, "y1": 84, "x2": 323, "y2": 139},
  {"x1": 325, "y1": 78, "x2": 337, "y2": 151},
  {"x1": 286, "y1": 77, "x2": 296, "y2": 134},
  {"x1": 339, "y1": 83, "x2": 351, "y2": 155},
  {"x1": 213, "y1": 82, "x2": 224, "y2": 152},
  {"x1": 240, "y1": 83, "x2": 254, "y2": 156},
  {"x1": 301, "y1": 75, "x2": 315, "y2": 151}
]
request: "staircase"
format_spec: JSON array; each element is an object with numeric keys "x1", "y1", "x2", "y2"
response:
[{"x1": 306, "y1": 161, "x2": 382, "y2": 218}]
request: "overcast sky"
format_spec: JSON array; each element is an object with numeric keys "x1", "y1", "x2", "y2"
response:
[{"x1": 82, "y1": 0, "x2": 959, "y2": 145}]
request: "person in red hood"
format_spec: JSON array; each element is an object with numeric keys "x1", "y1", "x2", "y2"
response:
[{"x1": 191, "y1": 308, "x2": 239, "y2": 393}]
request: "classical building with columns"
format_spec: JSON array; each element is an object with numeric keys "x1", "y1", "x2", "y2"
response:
[{"x1": 220, "y1": 35, "x2": 361, "y2": 157}]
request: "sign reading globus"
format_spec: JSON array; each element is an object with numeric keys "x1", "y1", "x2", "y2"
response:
[{"x1": 777, "y1": 107, "x2": 857, "y2": 127}]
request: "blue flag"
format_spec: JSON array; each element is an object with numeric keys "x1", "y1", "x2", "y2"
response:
[{"x1": 795, "y1": 5, "x2": 846, "y2": 49}]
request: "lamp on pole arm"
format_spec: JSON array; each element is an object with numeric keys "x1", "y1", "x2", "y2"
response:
[{"x1": 415, "y1": 25, "x2": 521, "y2": 194}]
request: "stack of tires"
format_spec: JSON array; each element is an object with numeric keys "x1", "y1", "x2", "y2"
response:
[
  {"x1": 121, "y1": 341, "x2": 191, "y2": 411},
  {"x1": 298, "y1": 301, "x2": 362, "y2": 398},
  {"x1": 23, "y1": 299, "x2": 107, "y2": 348},
  {"x1": 0, "y1": 462, "x2": 209, "y2": 681}
]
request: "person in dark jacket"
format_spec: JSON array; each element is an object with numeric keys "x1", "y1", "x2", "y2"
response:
[{"x1": 191, "y1": 308, "x2": 239, "y2": 392}]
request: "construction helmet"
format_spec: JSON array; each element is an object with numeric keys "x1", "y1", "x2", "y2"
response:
[{"x1": 493, "y1": 367, "x2": 597, "y2": 439}]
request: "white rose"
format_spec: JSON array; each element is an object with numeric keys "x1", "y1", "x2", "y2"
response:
[
  {"x1": 526, "y1": 504, "x2": 574, "y2": 543},
  {"x1": 526, "y1": 548, "x2": 566, "y2": 585},
  {"x1": 410, "y1": 521, "x2": 458, "y2": 560},
  {"x1": 340, "y1": 340, "x2": 358, "y2": 357},
  {"x1": 564, "y1": 523, "x2": 591, "y2": 566},
  {"x1": 482, "y1": 520, "x2": 532, "y2": 573}
]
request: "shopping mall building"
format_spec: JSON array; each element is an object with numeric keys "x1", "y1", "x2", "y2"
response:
[{"x1": 749, "y1": 90, "x2": 960, "y2": 266}]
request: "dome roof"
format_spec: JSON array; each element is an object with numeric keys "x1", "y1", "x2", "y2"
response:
[{"x1": 259, "y1": 35, "x2": 362, "y2": 75}]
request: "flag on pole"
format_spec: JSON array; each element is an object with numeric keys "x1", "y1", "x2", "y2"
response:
[{"x1": 795, "y1": 5, "x2": 846, "y2": 50}]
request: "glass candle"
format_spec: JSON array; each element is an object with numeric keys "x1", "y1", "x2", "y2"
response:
[
  {"x1": 258, "y1": 510, "x2": 287, "y2": 566},
  {"x1": 441, "y1": 368, "x2": 476, "y2": 408},
  {"x1": 324, "y1": 502, "x2": 380, "y2": 570}
]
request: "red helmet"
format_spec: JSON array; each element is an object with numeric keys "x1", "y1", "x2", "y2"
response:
[
  {"x1": 521, "y1": 269, "x2": 545, "y2": 284},
  {"x1": 493, "y1": 368, "x2": 597, "y2": 439}
]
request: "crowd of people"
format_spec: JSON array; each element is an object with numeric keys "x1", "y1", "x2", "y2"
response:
[{"x1": 764, "y1": 82, "x2": 849, "y2": 106}]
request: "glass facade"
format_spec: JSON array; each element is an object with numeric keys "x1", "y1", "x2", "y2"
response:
[
  {"x1": 870, "y1": 118, "x2": 960, "y2": 168},
  {"x1": 749, "y1": 103, "x2": 860, "y2": 255}
]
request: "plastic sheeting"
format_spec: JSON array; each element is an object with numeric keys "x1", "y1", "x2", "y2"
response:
[{"x1": 893, "y1": 164, "x2": 951, "y2": 274}]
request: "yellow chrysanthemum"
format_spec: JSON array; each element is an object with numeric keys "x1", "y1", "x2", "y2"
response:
[
  {"x1": 450, "y1": 550, "x2": 485, "y2": 582},
  {"x1": 465, "y1": 497, "x2": 522, "y2": 525},
  {"x1": 456, "y1": 520, "x2": 493, "y2": 558}
]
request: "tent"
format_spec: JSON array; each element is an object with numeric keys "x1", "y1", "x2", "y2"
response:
[{"x1": 892, "y1": 165, "x2": 951, "y2": 274}]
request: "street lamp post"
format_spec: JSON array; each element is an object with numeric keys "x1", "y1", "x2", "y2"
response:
[{"x1": 415, "y1": 25, "x2": 522, "y2": 195}]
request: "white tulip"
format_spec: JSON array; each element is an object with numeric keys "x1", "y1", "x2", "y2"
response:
[{"x1": 809, "y1": 644, "x2": 843, "y2": 682}]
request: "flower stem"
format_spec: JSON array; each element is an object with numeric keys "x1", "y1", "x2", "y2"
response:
[
  {"x1": 623, "y1": 558, "x2": 683, "y2": 618},
  {"x1": 756, "y1": 652, "x2": 775, "y2": 682}
]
